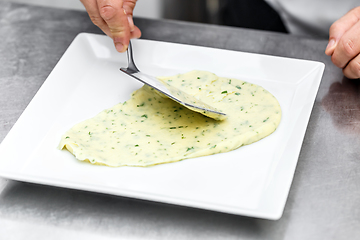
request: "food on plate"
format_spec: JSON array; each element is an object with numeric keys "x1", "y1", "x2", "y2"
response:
[{"x1": 58, "y1": 70, "x2": 281, "y2": 167}]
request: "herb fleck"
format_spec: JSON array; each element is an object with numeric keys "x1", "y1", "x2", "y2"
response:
[
  {"x1": 186, "y1": 147, "x2": 194, "y2": 152},
  {"x1": 137, "y1": 102, "x2": 145, "y2": 107}
]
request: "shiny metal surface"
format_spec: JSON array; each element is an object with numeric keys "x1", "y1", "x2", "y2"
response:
[
  {"x1": 120, "y1": 41, "x2": 226, "y2": 120},
  {"x1": 1, "y1": 2, "x2": 360, "y2": 239}
]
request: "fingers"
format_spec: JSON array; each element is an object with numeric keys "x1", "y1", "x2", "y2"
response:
[
  {"x1": 81, "y1": 0, "x2": 141, "y2": 53},
  {"x1": 123, "y1": 0, "x2": 137, "y2": 32},
  {"x1": 343, "y1": 54, "x2": 360, "y2": 79},
  {"x1": 130, "y1": 25, "x2": 142, "y2": 39},
  {"x1": 97, "y1": 0, "x2": 129, "y2": 52},
  {"x1": 80, "y1": 0, "x2": 111, "y2": 36},
  {"x1": 123, "y1": 1, "x2": 141, "y2": 38},
  {"x1": 325, "y1": 6, "x2": 360, "y2": 79},
  {"x1": 331, "y1": 20, "x2": 360, "y2": 68},
  {"x1": 326, "y1": 7, "x2": 360, "y2": 56}
]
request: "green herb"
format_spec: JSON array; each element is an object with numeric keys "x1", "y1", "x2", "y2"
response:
[
  {"x1": 197, "y1": 77, "x2": 200, "y2": 79},
  {"x1": 137, "y1": 102, "x2": 145, "y2": 107},
  {"x1": 135, "y1": 144, "x2": 139, "y2": 147},
  {"x1": 146, "y1": 135, "x2": 151, "y2": 137},
  {"x1": 210, "y1": 145, "x2": 217, "y2": 149},
  {"x1": 263, "y1": 117, "x2": 269, "y2": 122},
  {"x1": 170, "y1": 127, "x2": 176, "y2": 129},
  {"x1": 229, "y1": 79, "x2": 232, "y2": 84},
  {"x1": 65, "y1": 136, "x2": 70, "y2": 139},
  {"x1": 235, "y1": 92, "x2": 240, "y2": 96},
  {"x1": 186, "y1": 147, "x2": 194, "y2": 152},
  {"x1": 141, "y1": 114, "x2": 148, "y2": 118},
  {"x1": 221, "y1": 91, "x2": 228, "y2": 94}
]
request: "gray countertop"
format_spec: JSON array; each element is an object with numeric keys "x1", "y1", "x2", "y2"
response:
[{"x1": 1, "y1": 2, "x2": 360, "y2": 240}]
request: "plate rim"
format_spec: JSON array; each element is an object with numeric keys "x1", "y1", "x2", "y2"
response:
[{"x1": 0, "y1": 33, "x2": 325, "y2": 220}]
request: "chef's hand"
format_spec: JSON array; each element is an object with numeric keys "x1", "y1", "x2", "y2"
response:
[
  {"x1": 325, "y1": 6, "x2": 360, "y2": 79},
  {"x1": 80, "y1": 0, "x2": 141, "y2": 52}
]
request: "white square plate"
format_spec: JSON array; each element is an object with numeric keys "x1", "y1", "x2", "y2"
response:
[{"x1": 0, "y1": 33, "x2": 324, "y2": 220}]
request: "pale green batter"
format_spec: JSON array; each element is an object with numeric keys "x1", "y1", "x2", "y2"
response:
[{"x1": 59, "y1": 70, "x2": 281, "y2": 167}]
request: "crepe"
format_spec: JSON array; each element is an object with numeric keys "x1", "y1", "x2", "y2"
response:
[{"x1": 58, "y1": 70, "x2": 281, "y2": 167}]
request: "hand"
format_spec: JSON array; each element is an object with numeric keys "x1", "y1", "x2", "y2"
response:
[
  {"x1": 325, "y1": 7, "x2": 360, "y2": 79},
  {"x1": 80, "y1": 0, "x2": 141, "y2": 52}
]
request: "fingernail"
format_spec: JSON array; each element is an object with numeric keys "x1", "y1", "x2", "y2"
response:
[
  {"x1": 127, "y1": 15, "x2": 135, "y2": 32},
  {"x1": 326, "y1": 39, "x2": 336, "y2": 51},
  {"x1": 115, "y1": 42, "x2": 124, "y2": 52}
]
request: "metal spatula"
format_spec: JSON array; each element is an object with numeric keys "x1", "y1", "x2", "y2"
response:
[{"x1": 120, "y1": 41, "x2": 226, "y2": 120}]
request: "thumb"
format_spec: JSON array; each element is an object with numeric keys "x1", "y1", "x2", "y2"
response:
[
  {"x1": 326, "y1": 7, "x2": 360, "y2": 56},
  {"x1": 97, "y1": 0, "x2": 130, "y2": 52}
]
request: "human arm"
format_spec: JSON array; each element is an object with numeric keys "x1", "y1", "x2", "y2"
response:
[{"x1": 80, "y1": 0, "x2": 141, "y2": 52}]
